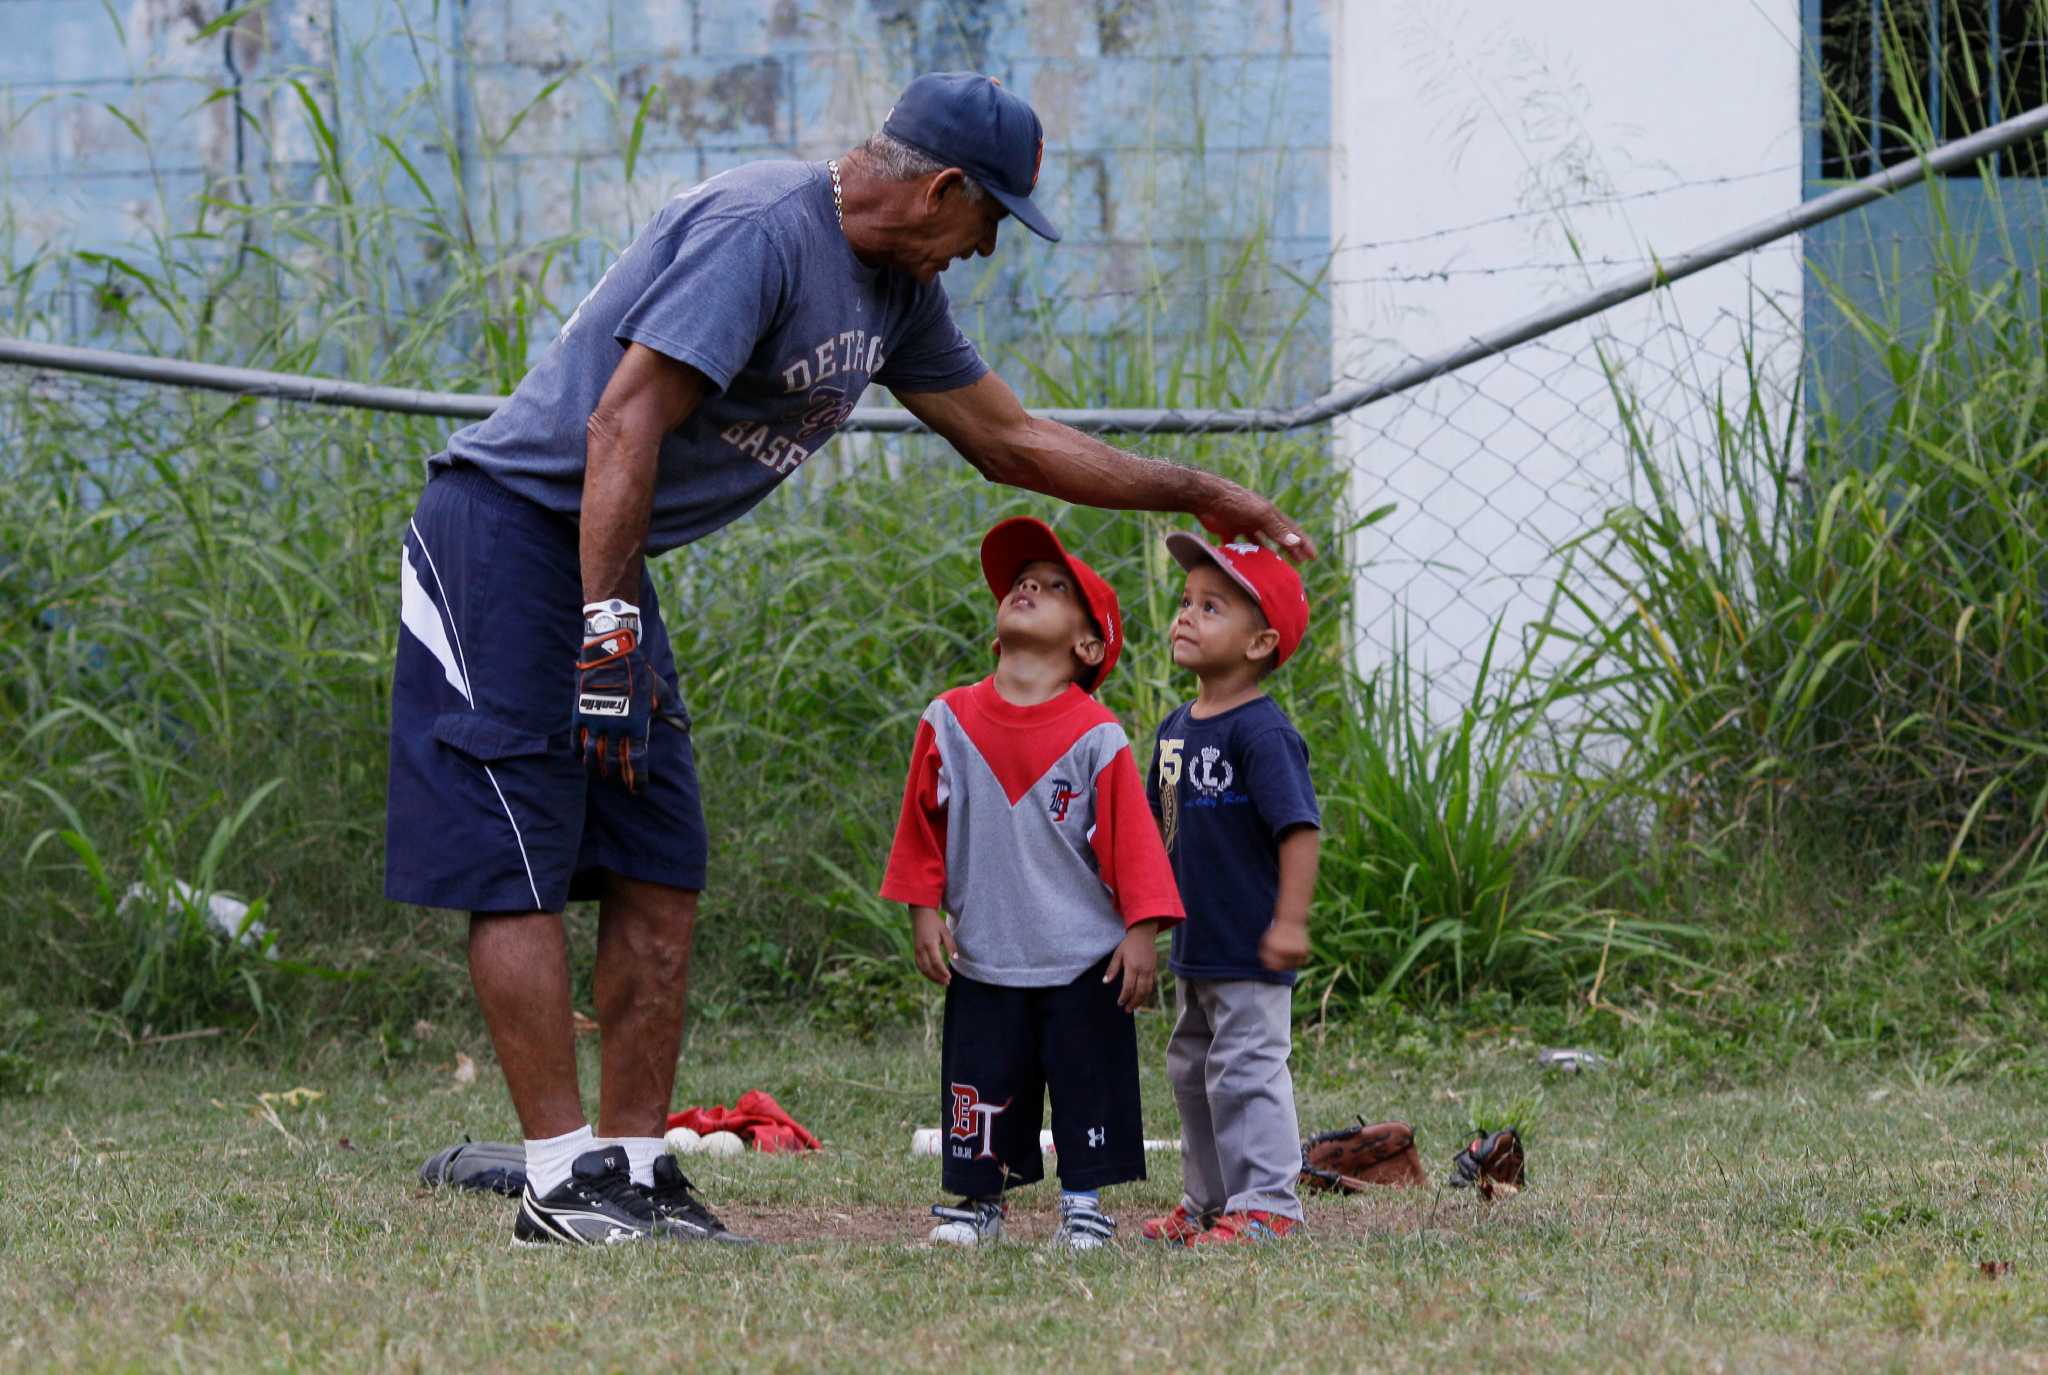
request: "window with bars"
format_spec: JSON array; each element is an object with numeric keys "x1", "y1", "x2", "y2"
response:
[{"x1": 1818, "y1": 0, "x2": 2048, "y2": 178}]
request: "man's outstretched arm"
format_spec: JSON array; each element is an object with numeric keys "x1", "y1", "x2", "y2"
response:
[{"x1": 892, "y1": 371, "x2": 1319, "y2": 562}]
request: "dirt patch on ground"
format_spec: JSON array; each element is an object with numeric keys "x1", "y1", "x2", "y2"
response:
[
  {"x1": 718, "y1": 1203, "x2": 925, "y2": 1246},
  {"x1": 719, "y1": 1201, "x2": 1123, "y2": 1247},
  {"x1": 717, "y1": 1188, "x2": 1507, "y2": 1248}
]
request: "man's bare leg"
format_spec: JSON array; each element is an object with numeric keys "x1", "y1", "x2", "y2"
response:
[
  {"x1": 468, "y1": 911, "x2": 585, "y2": 1138},
  {"x1": 592, "y1": 876, "x2": 697, "y2": 1138}
]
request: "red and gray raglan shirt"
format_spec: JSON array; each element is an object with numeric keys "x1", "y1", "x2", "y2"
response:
[{"x1": 881, "y1": 678, "x2": 1185, "y2": 988}]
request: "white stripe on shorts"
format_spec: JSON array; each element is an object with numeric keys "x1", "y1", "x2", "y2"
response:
[
  {"x1": 400, "y1": 542, "x2": 470, "y2": 702},
  {"x1": 401, "y1": 521, "x2": 544, "y2": 912}
]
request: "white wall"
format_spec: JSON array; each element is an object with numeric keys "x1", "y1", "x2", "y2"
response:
[{"x1": 1329, "y1": 0, "x2": 1804, "y2": 717}]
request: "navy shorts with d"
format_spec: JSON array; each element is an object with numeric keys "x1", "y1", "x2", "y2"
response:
[
  {"x1": 385, "y1": 464, "x2": 708, "y2": 913},
  {"x1": 939, "y1": 953, "x2": 1146, "y2": 1197}
]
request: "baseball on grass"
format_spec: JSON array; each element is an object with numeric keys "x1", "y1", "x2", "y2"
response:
[
  {"x1": 664, "y1": 1126, "x2": 703, "y2": 1155},
  {"x1": 701, "y1": 1130, "x2": 745, "y2": 1158}
]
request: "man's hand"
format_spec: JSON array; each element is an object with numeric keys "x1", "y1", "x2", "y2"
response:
[
  {"x1": 575, "y1": 603, "x2": 662, "y2": 793},
  {"x1": 893, "y1": 374, "x2": 1317, "y2": 565},
  {"x1": 1103, "y1": 918, "x2": 1170, "y2": 1013},
  {"x1": 911, "y1": 905, "x2": 957, "y2": 986},
  {"x1": 1259, "y1": 916, "x2": 1311, "y2": 972},
  {"x1": 1194, "y1": 476, "x2": 1319, "y2": 564}
]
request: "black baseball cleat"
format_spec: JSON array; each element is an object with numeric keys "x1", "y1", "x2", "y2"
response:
[
  {"x1": 512, "y1": 1146, "x2": 657, "y2": 1247},
  {"x1": 645, "y1": 1154, "x2": 757, "y2": 1244}
]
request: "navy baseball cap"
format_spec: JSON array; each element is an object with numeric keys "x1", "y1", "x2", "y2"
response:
[{"x1": 882, "y1": 72, "x2": 1060, "y2": 243}]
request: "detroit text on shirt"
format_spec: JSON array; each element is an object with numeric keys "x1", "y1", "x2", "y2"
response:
[{"x1": 719, "y1": 327, "x2": 890, "y2": 476}]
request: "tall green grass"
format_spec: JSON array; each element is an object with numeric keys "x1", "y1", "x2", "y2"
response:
[
  {"x1": 54, "y1": 0, "x2": 2048, "y2": 1046},
  {"x1": 1309, "y1": 622, "x2": 1695, "y2": 1010},
  {"x1": 0, "y1": 373, "x2": 437, "y2": 1040},
  {"x1": 1543, "y1": 21, "x2": 2048, "y2": 882}
]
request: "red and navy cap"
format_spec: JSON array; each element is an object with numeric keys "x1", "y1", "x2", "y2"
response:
[
  {"x1": 981, "y1": 516, "x2": 1122, "y2": 690},
  {"x1": 1165, "y1": 532, "x2": 1312, "y2": 668},
  {"x1": 883, "y1": 72, "x2": 1060, "y2": 243}
]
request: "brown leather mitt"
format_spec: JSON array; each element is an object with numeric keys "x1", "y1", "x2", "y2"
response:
[
  {"x1": 1299, "y1": 1117, "x2": 1427, "y2": 1192},
  {"x1": 1447, "y1": 1127, "x2": 1527, "y2": 1199}
]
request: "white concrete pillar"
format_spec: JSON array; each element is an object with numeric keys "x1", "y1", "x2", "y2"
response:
[{"x1": 1330, "y1": 0, "x2": 1804, "y2": 720}]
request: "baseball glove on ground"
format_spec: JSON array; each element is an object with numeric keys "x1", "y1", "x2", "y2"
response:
[
  {"x1": 1299, "y1": 1117, "x2": 1428, "y2": 1191},
  {"x1": 418, "y1": 1138, "x2": 526, "y2": 1196},
  {"x1": 1447, "y1": 1127, "x2": 1527, "y2": 1199}
]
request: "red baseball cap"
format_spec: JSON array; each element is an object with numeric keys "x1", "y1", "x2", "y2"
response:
[
  {"x1": 1165, "y1": 532, "x2": 1311, "y2": 668},
  {"x1": 980, "y1": 516, "x2": 1122, "y2": 691}
]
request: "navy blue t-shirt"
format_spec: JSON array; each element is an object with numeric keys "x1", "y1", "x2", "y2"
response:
[
  {"x1": 436, "y1": 160, "x2": 989, "y2": 555},
  {"x1": 1146, "y1": 696, "x2": 1320, "y2": 986}
]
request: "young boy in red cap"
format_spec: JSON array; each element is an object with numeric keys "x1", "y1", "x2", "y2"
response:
[
  {"x1": 1142, "y1": 535, "x2": 1321, "y2": 1246},
  {"x1": 881, "y1": 516, "x2": 1184, "y2": 1251}
]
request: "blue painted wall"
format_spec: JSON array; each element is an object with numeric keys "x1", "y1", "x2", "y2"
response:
[
  {"x1": 1, "y1": 0, "x2": 1332, "y2": 400},
  {"x1": 1799, "y1": 0, "x2": 2048, "y2": 427}
]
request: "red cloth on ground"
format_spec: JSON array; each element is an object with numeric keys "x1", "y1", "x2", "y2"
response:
[{"x1": 666, "y1": 1090, "x2": 821, "y2": 1153}]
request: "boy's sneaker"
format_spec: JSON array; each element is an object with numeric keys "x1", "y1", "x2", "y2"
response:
[
  {"x1": 645, "y1": 1155, "x2": 757, "y2": 1245},
  {"x1": 1188, "y1": 1210, "x2": 1299, "y2": 1246},
  {"x1": 1140, "y1": 1204, "x2": 1210, "y2": 1245},
  {"x1": 512, "y1": 1147, "x2": 655, "y2": 1247},
  {"x1": 1052, "y1": 1195, "x2": 1116, "y2": 1252},
  {"x1": 928, "y1": 1198, "x2": 1005, "y2": 1246}
]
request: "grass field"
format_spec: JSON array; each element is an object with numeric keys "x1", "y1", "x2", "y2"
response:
[{"x1": 6, "y1": 1019, "x2": 2048, "y2": 1373}]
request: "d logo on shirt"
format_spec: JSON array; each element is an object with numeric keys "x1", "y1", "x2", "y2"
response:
[{"x1": 1047, "y1": 778, "x2": 1078, "y2": 823}]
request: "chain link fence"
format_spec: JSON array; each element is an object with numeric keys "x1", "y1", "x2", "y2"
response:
[
  {"x1": 5, "y1": 106, "x2": 2048, "y2": 1014},
  {"x1": 9, "y1": 104, "x2": 2041, "y2": 696}
]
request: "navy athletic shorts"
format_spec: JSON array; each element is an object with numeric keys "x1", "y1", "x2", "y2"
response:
[
  {"x1": 939, "y1": 953, "x2": 1146, "y2": 1196},
  {"x1": 384, "y1": 464, "x2": 708, "y2": 913}
]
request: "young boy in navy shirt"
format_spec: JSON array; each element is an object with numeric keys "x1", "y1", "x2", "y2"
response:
[
  {"x1": 882, "y1": 516, "x2": 1184, "y2": 1251},
  {"x1": 1143, "y1": 534, "x2": 1321, "y2": 1245}
]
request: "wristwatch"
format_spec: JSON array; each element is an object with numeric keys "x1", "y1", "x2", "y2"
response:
[{"x1": 583, "y1": 598, "x2": 642, "y2": 637}]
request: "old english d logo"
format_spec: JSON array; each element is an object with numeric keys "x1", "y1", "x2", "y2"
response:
[
  {"x1": 949, "y1": 1083, "x2": 1010, "y2": 1160},
  {"x1": 1047, "y1": 777, "x2": 1078, "y2": 823},
  {"x1": 1032, "y1": 134, "x2": 1044, "y2": 190}
]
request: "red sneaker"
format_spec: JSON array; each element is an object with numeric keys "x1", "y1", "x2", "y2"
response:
[
  {"x1": 1140, "y1": 1204, "x2": 1209, "y2": 1244},
  {"x1": 1189, "y1": 1210, "x2": 1298, "y2": 1245}
]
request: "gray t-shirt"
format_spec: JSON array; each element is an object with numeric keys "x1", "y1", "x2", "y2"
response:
[{"x1": 435, "y1": 160, "x2": 990, "y2": 554}]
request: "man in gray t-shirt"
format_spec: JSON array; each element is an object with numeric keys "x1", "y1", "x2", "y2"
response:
[
  {"x1": 440, "y1": 151, "x2": 992, "y2": 551},
  {"x1": 387, "y1": 71, "x2": 1318, "y2": 1248}
]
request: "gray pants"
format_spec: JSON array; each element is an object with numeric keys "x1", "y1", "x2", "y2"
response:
[{"x1": 1166, "y1": 978, "x2": 1302, "y2": 1219}]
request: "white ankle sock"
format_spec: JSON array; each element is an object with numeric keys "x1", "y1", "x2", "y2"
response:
[
  {"x1": 524, "y1": 1123, "x2": 593, "y2": 1197},
  {"x1": 604, "y1": 1136, "x2": 667, "y2": 1188}
]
